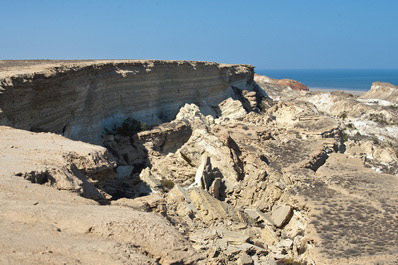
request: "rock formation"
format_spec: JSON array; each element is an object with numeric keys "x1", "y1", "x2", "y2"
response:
[
  {"x1": 254, "y1": 73, "x2": 309, "y2": 92},
  {"x1": 359, "y1": 81, "x2": 398, "y2": 103},
  {"x1": 0, "y1": 60, "x2": 254, "y2": 143},
  {"x1": 1, "y1": 61, "x2": 398, "y2": 264}
]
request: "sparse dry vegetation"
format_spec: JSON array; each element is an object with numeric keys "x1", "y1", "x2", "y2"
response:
[{"x1": 104, "y1": 117, "x2": 152, "y2": 136}]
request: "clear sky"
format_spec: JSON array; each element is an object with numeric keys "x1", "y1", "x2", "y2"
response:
[{"x1": 0, "y1": 0, "x2": 397, "y2": 69}]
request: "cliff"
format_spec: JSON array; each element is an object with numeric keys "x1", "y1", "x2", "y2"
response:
[
  {"x1": 0, "y1": 60, "x2": 254, "y2": 143},
  {"x1": 3, "y1": 61, "x2": 398, "y2": 264},
  {"x1": 360, "y1": 81, "x2": 398, "y2": 103}
]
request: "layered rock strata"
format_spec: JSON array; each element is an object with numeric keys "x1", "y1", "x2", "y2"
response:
[
  {"x1": 360, "y1": 81, "x2": 398, "y2": 103},
  {"x1": 2, "y1": 62, "x2": 398, "y2": 264},
  {"x1": 0, "y1": 60, "x2": 254, "y2": 143}
]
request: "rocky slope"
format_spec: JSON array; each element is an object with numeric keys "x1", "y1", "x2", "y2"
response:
[
  {"x1": 1, "y1": 61, "x2": 398, "y2": 264},
  {"x1": 359, "y1": 81, "x2": 398, "y2": 103},
  {"x1": 0, "y1": 60, "x2": 254, "y2": 143}
]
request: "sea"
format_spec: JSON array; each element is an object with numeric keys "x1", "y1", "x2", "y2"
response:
[{"x1": 256, "y1": 69, "x2": 398, "y2": 91}]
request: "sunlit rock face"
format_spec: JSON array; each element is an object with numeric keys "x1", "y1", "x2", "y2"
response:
[
  {"x1": 0, "y1": 60, "x2": 254, "y2": 143},
  {"x1": 3, "y1": 61, "x2": 398, "y2": 264},
  {"x1": 360, "y1": 81, "x2": 398, "y2": 103}
]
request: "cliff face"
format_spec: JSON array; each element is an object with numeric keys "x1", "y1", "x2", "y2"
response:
[
  {"x1": 4, "y1": 61, "x2": 398, "y2": 264},
  {"x1": 360, "y1": 81, "x2": 398, "y2": 103},
  {"x1": 0, "y1": 60, "x2": 254, "y2": 143}
]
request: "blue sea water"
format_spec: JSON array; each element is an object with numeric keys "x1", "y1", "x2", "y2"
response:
[{"x1": 256, "y1": 69, "x2": 398, "y2": 91}]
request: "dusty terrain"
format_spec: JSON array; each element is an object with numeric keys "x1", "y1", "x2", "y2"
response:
[{"x1": 1, "y1": 60, "x2": 398, "y2": 264}]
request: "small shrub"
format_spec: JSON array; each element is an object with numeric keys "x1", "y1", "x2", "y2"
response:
[
  {"x1": 259, "y1": 98, "x2": 273, "y2": 112},
  {"x1": 117, "y1": 117, "x2": 151, "y2": 136},
  {"x1": 104, "y1": 117, "x2": 151, "y2": 137},
  {"x1": 160, "y1": 178, "x2": 175, "y2": 191},
  {"x1": 372, "y1": 136, "x2": 380, "y2": 145},
  {"x1": 368, "y1": 113, "x2": 388, "y2": 125},
  {"x1": 341, "y1": 131, "x2": 349, "y2": 143},
  {"x1": 389, "y1": 104, "x2": 398, "y2": 110},
  {"x1": 339, "y1": 112, "x2": 347, "y2": 120}
]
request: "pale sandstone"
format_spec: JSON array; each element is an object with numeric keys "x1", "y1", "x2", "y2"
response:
[
  {"x1": 2, "y1": 66, "x2": 398, "y2": 264},
  {"x1": 270, "y1": 205, "x2": 293, "y2": 228},
  {"x1": 0, "y1": 60, "x2": 254, "y2": 143},
  {"x1": 360, "y1": 81, "x2": 398, "y2": 103},
  {"x1": 0, "y1": 126, "x2": 115, "y2": 201}
]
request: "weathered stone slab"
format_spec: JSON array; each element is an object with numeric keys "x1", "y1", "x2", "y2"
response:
[{"x1": 270, "y1": 205, "x2": 293, "y2": 228}]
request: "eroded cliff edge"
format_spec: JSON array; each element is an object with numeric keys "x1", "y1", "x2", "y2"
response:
[
  {"x1": 3, "y1": 61, "x2": 398, "y2": 264},
  {"x1": 0, "y1": 60, "x2": 254, "y2": 143}
]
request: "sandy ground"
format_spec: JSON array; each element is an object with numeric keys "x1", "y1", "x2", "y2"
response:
[{"x1": 310, "y1": 87, "x2": 366, "y2": 96}]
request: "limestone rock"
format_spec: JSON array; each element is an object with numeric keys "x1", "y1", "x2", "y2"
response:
[
  {"x1": 238, "y1": 253, "x2": 253, "y2": 265},
  {"x1": 166, "y1": 185, "x2": 195, "y2": 217},
  {"x1": 0, "y1": 60, "x2": 254, "y2": 144},
  {"x1": 244, "y1": 209, "x2": 274, "y2": 226},
  {"x1": 193, "y1": 156, "x2": 213, "y2": 190},
  {"x1": 175, "y1": 103, "x2": 214, "y2": 129},
  {"x1": 178, "y1": 129, "x2": 242, "y2": 187},
  {"x1": 261, "y1": 225, "x2": 279, "y2": 246},
  {"x1": 189, "y1": 188, "x2": 239, "y2": 223},
  {"x1": 112, "y1": 194, "x2": 164, "y2": 211},
  {"x1": 0, "y1": 126, "x2": 116, "y2": 201},
  {"x1": 209, "y1": 177, "x2": 222, "y2": 199},
  {"x1": 243, "y1": 90, "x2": 258, "y2": 110},
  {"x1": 191, "y1": 156, "x2": 223, "y2": 200},
  {"x1": 217, "y1": 228, "x2": 249, "y2": 245},
  {"x1": 134, "y1": 119, "x2": 193, "y2": 154},
  {"x1": 360, "y1": 82, "x2": 398, "y2": 103},
  {"x1": 270, "y1": 205, "x2": 293, "y2": 228},
  {"x1": 217, "y1": 98, "x2": 247, "y2": 120},
  {"x1": 4, "y1": 61, "x2": 398, "y2": 264},
  {"x1": 278, "y1": 239, "x2": 293, "y2": 249},
  {"x1": 0, "y1": 192, "x2": 200, "y2": 264},
  {"x1": 139, "y1": 168, "x2": 162, "y2": 191}
]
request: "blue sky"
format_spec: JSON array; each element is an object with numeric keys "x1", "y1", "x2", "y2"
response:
[{"x1": 0, "y1": 0, "x2": 397, "y2": 69}]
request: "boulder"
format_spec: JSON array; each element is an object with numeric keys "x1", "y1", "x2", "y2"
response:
[
  {"x1": 238, "y1": 253, "x2": 253, "y2": 265},
  {"x1": 270, "y1": 205, "x2": 293, "y2": 228},
  {"x1": 217, "y1": 98, "x2": 247, "y2": 120},
  {"x1": 261, "y1": 225, "x2": 279, "y2": 246},
  {"x1": 193, "y1": 156, "x2": 213, "y2": 189}
]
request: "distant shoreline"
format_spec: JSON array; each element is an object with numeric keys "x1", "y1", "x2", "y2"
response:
[
  {"x1": 310, "y1": 87, "x2": 366, "y2": 96},
  {"x1": 256, "y1": 69, "x2": 398, "y2": 94}
]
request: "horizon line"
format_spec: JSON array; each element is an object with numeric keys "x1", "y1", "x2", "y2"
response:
[{"x1": 255, "y1": 68, "x2": 398, "y2": 70}]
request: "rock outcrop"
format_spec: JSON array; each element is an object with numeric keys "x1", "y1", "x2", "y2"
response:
[
  {"x1": 0, "y1": 126, "x2": 116, "y2": 201},
  {"x1": 2, "y1": 64, "x2": 398, "y2": 264},
  {"x1": 0, "y1": 179, "x2": 200, "y2": 264},
  {"x1": 0, "y1": 60, "x2": 254, "y2": 143},
  {"x1": 254, "y1": 73, "x2": 309, "y2": 92},
  {"x1": 360, "y1": 81, "x2": 398, "y2": 103}
]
